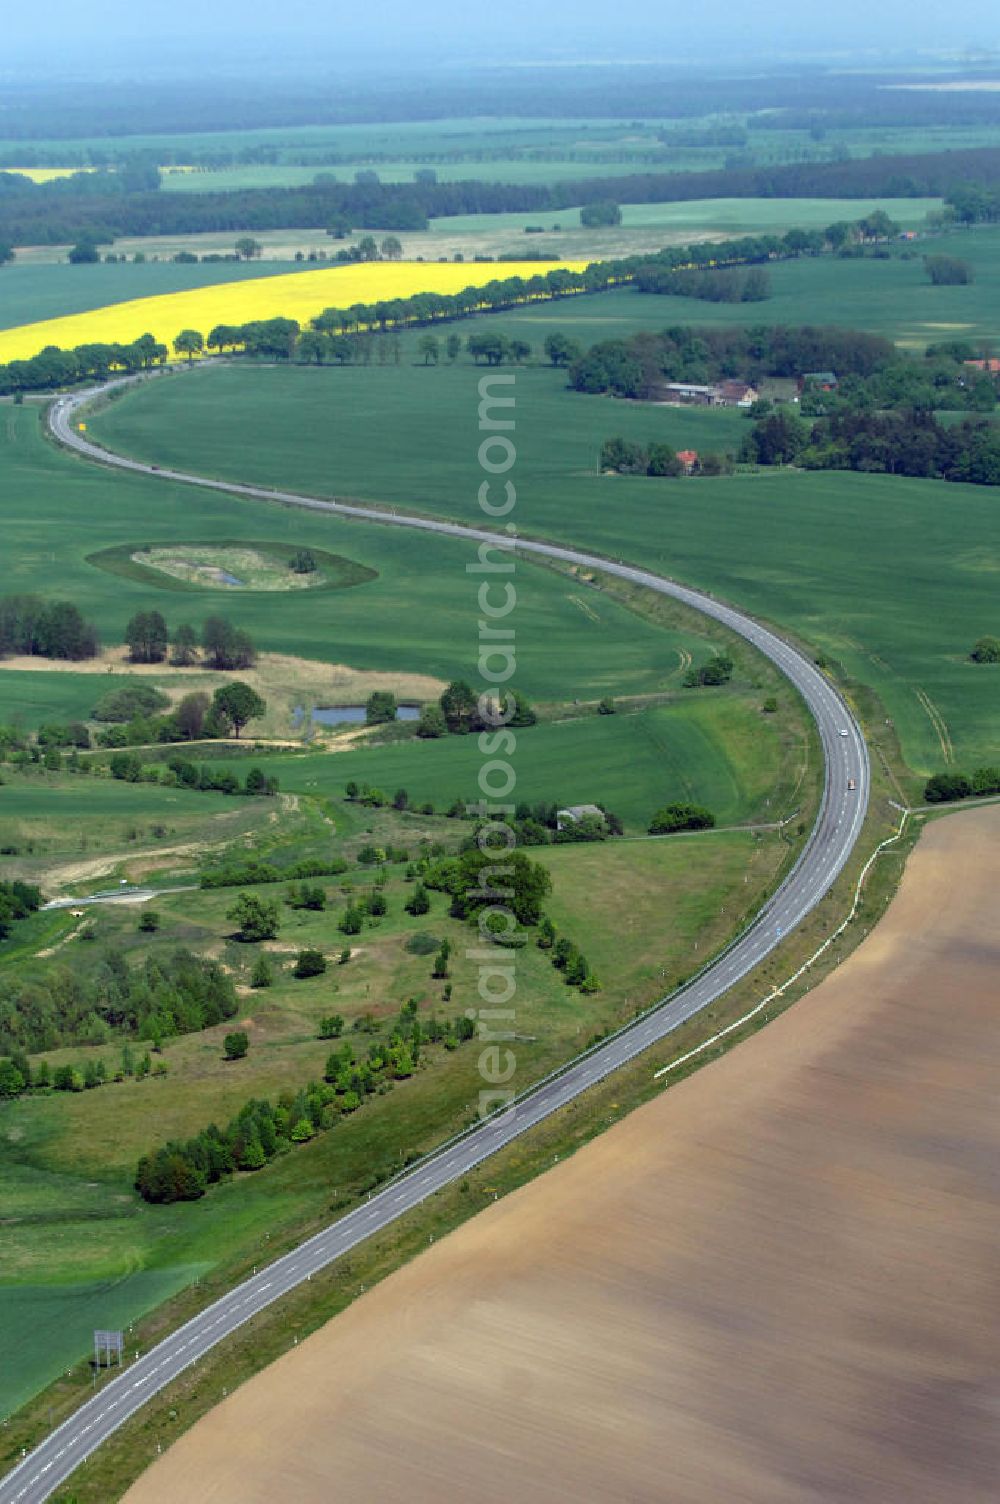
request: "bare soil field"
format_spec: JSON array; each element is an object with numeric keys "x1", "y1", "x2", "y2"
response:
[{"x1": 125, "y1": 806, "x2": 1000, "y2": 1504}]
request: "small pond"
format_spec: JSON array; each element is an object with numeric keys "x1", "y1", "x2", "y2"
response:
[
  {"x1": 294, "y1": 704, "x2": 421, "y2": 727},
  {"x1": 216, "y1": 571, "x2": 245, "y2": 587}
]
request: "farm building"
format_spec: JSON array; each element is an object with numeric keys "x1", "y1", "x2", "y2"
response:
[
  {"x1": 676, "y1": 450, "x2": 699, "y2": 474},
  {"x1": 799, "y1": 371, "x2": 839, "y2": 392},
  {"x1": 716, "y1": 379, "x2": 759, "y2": 407},
  {"x1": 655, "y1": 382, "x2": 720, "y2": 406},
  {"x1": 964, "y1": 358, "x2": 1000, "y2": 377},
  {"x1": 556, "y1": 803, "x2": 606, "y2": 831}
]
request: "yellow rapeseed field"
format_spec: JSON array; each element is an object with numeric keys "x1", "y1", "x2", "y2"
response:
[
  {"x1": 0, "y1": 261, "x2": 587, "y2": 365},
  {"x1": 5, "y1": 167, "x2": 96, "y2": 183}
]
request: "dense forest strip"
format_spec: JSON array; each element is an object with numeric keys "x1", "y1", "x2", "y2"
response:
[
  {"x1": 5, "y1": 65, "x2": 1000, "y2": 142},
  {"x1": 4, "y1": 141, "x2": 1000, "y2": 244}
]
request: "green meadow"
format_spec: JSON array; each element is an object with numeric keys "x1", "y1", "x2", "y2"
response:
[
  {"x1": 0, "y1": 1267, "x2": 207, "y2": 1417},
  {"x1": 429, "y1": 195, "x2": 941, "y2": 240},
  {"x1": 91, "y1": 358, "x2": 1000, "y2": 778},
  {"x1": 0, "y1": 403, "x2": 713, "y2": 709},
  {"x1": 166, "y1": 694, "x2": 792, "y2": 834},
  {"x1": 0, "y1": 771, "x2": 276, "y2": 886},
  {"x1": 0, "y1": 825, "x2": 786, "y2": 1414},
  {"x1": 490, "y1": 228, "x2": 1000, "y2": 350}
]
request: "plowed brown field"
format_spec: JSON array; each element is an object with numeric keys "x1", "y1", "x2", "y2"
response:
[{"x1": 126, "y1": 806, "x2": 1000, "y2": 1504}]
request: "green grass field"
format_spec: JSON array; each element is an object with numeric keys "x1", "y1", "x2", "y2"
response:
[
  {"x1": 0, "y1": 1266, "x2": 207, "y2": 1417},
  {"x1": 0, "y1": 403, "x2": 716, "y2": 709},
  {"x1": 89, "y1": 359, "x2": 1000, "y2": 779},
  {"x1": 172, "y1": 695, "x2": 790, "y2": 833},
  {"x1": 430, "y1": 195, "x2": 941, "y2": 238},
  {"x1": 490, "y1": 229, "x2": 1000, "y2": 350},
  {"x1": 159, "y1": 159, "x2": 664, "y2": 192}
]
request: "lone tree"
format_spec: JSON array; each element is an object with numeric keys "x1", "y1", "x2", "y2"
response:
[
  {"x1": 175, "y1": 690, "x2": 210, "y2": 739},
  {"x1": 223, "y1": 1030, "x2": 249, "y2": 1060},
  {"x1": 924, "y1": 254, "x2": 974, "y2": 286},
  {"x1": 171, "y1": 622, "x2": 199, "y2": 666},
  {"x1": 250, "y1": 954, "x2": 273, "y2": 988},
  {"x1": 235, "y1": 237, "x2": 263, "y2": 261},
  {"x1": 174, "y1": 328, "x2": 205, "y2": 361},
  {"x1": 543, "y1": 331, "x2": 582, "y2": 367},
  {"x1": 417, "y1": 702, "x2": 446, "y2": 738},
  {"x1": 68, "y1": 240, "x2": 100, "y2": 264},
  {"x1": 227, "y1": 892, "x2": 279, "y2": 942},
  {"x1": 125, "y1": 610, "x2": 168, "y2": 664},
  {"x1": 440, "y1": 680, "x2": 479, "y2": 734},
  {"x1": 417, "y1": 334, "x2": 440, "y2": 365},
  {"x1": 366, "y1": 690, "x2": 397, "y2": 725},
  {"x1": 971, "y1": 635, "x2": 1000, "y2": 663},
  {"x1": 580, "y1": 201, "x2": 622, "y2": 228},
  {"x1": 293, "y1": 948, "x2": 327, "y2": 978},
  {"x1": 212, "y1": 682, "x2": 265, "y2": 737},
  {"x1": 202, "y1": 616, "x2": 256, "y2": 670}
]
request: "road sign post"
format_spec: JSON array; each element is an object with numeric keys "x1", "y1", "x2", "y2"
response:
[{"x1": 93, "y1": 1330, "x2": 124, "y2": 1370}]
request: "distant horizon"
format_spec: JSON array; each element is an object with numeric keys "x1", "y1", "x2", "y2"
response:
[{"x1": 1, "y1": 5, "x2": 999, "y2": 83}]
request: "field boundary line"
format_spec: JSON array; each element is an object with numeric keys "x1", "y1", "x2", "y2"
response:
[{"x1": 914, "y1": 685, "x2": 953, "y2": 764}]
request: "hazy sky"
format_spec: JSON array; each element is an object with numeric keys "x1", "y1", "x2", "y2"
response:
[{"x1": 3, "y1": 0, "x2": 999, "y2": 75}]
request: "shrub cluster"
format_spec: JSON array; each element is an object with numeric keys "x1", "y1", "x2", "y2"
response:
[
  {"x1": 742, "y1": 408, "x2": 1000, "y2": 486},
  {"x1": 0, "y1": 1041, "x2": 163, "y2": 1099},
  {"x1": 633, "y1": 265, "x2": 770, "y2": 302},
  {"x1": 0, "y1": 879, "x2": 42, "y2": 940},
  {"x1": 537, "y1": 917, "x2": 601, "y2": 992},
  {"x1": 135, "y1": 998, "x2": 474, "y2": 1203},
  {"x1": 600, "y1": 437, "x2": 733, "y2": 477},
  {"x1": 338, "y1": 885, "x2": 390, "y2": 935},
  {"x1": 0, "y1": 594, "x2": 99, "y2": 661},
  {"x1": 648, "y1": 803, "x2": 717, "y2": 834},
  {"x1": 0, "y1": 947, "x2": 237, "y2": 1054},
  {"x1": 412, "y1": 681, "x2": 536, "y2": 739},
  {"x1": 106, "y1": 752, "x2": 278, "y2": 797},
  {"x1": 423, "y1": 846, "x2": 552, "y2": 927},
  {"x1": 924, "y1": 767, "x2": 1000, "y2": 804},
  {"x1": 468, "y1": 801, "x2": 622, "y2": 847},
  {"x1": 683, "y1": 654, "x2": 734, "y2": 688},
  {"x1": 970, "y1": 636, "x2": 1000, "y2": 664},
  {"x1": 123, "y1": 612, "x2": 256, "y2": 672}
]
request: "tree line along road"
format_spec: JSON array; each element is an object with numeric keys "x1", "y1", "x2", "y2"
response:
[{"x1": 0, "y1": 381, "x2": 869, "y2": 1504}]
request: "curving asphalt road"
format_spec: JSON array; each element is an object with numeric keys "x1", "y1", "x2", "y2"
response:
[{"x1": 0, "y1": 382, "x2": 868, "y2": 1503}]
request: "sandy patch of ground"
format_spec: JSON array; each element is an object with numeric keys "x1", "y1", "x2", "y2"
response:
[
  {"x1": 34, "y1": 920, "x2": 86, "y2": 957},
  {"x1": 38, "y1": 842, "x2": 205, "y2": 893},
  {"x1": 125, "y1": 806, "x2": 1000, "y2": 1504},
  {"x1": 0, "y1": 647, "x2": 443, "y2": 701}
]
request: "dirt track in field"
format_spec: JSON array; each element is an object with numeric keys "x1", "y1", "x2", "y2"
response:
[{"x1": 126, "y1": 806, "x2": 1000, "y2": 1504}]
